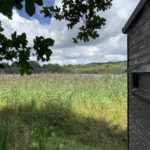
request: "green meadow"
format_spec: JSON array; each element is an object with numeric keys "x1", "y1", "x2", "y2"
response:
[{"x1": 0, "y1": 74, "x2": 127, "y2": 150}]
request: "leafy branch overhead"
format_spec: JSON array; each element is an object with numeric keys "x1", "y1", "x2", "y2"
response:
[{"x1": 0, "y1": 0, "x2": 112, "y2": 74}]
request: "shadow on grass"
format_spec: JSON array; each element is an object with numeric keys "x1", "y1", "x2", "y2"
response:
[{"x1": 0, "y1": 102, "x2": 127, "y2": 150}]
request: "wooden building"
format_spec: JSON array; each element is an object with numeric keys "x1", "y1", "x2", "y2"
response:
[{"x1": 122, "y1": 0, "x2": 150, "y2": 149}]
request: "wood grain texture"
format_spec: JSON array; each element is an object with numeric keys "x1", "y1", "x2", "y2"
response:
[
  {"x1": 129, "y1": 96, "x2": 150, "y2": 150},
  {"x1": 126, "y1": 1, "x2": 150, "y2": 149},
  {"x1": 128, "y1": 1, "x2": 150, "y2": 71}
]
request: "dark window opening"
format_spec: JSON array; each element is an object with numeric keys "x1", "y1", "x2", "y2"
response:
[{"x1": 132, "y1": 73, "x2": 139, "y2": 89}]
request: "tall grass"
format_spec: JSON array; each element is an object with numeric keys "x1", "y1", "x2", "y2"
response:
[{"x1": 0, "y1": 74, "x2": 127, "y2": 150}]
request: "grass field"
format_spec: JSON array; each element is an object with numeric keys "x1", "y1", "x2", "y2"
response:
[{"x1": 0, "y1": 74, "x2": 127, "y2": 150}]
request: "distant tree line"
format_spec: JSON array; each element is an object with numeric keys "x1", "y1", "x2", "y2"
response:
[{"x1": 0, "y1": 61, "x2": 127, "y2": 74}]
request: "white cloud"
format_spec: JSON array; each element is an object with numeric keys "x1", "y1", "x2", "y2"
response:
[{"x1": 0, "y1": 0, "x2": 140, "y2": 64}]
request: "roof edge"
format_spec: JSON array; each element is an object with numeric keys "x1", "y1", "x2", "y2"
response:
[{"x1": 122, "y1": 0, "x2": 148, "y2": 34}]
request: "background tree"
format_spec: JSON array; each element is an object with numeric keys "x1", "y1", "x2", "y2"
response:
[{"x1": 0, "y1": 0, "x2": 112, "y2": 74}]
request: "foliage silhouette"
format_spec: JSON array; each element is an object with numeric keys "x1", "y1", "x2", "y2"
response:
[{"x1": 0, "y1": 0, "x2": 112, "y2": 74}]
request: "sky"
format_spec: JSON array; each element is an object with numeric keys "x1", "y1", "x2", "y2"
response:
[{"x1": 0, "y1": 0, "x2": 140, "y2": 65}]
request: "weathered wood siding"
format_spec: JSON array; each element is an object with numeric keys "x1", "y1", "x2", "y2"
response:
[
  {"x1": 129, "y1": 96, "x2": 150, "y2": 150},
  {"x1": 129, "y1": 73, "x2": 150, "y2": 150},
  {"x1": 127, "y1": 1, "x2": 150, "y2": 149},
  {"x1": 128, "y1": 1, "x2": 150, "y2": 71}
]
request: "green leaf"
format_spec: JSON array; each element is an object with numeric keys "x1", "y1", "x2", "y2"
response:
[
  {"x1": 0, "y1": 0, "x2": 14, "y2": 18},
  {"x1": 25, "y1": 0, "x2": 35, "y2": 16},
  {"x1": 11, "y1": 31, "x2": 17, "y2": 40},
  {"x1": 0, "y1": 64, "x2": 4, "y2": 68},
  {"x1": 14, "y1": 0, "x2": 23, "y2": 10},
  {"x1": 35, "y1": 0, "x2": 43, "y2": 6},
  {"x1": 0, "y1": 22, "x2": 4, "y2": 32},
  {"x1": 72, "y1": 38, "x2": 78, "y2": 44}
]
